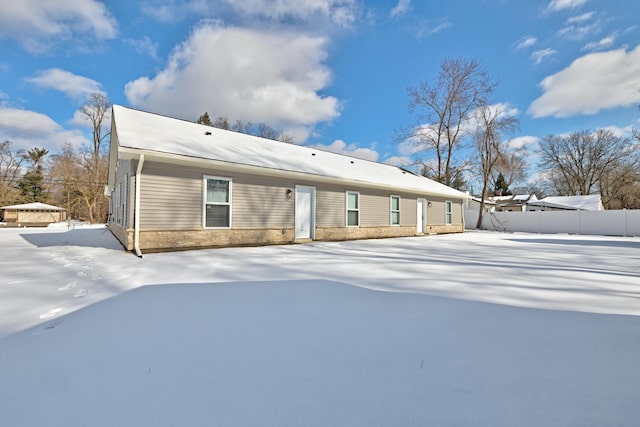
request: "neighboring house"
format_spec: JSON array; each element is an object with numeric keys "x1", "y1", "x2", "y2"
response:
[
  {"x1": 491, "y1": 194, "x2": 538, "y2": 212},
  {"x1": 0, "y1": 202, "x2": 67, "y2": 226},
  {"x1": 467, "y1": 196, "x2": 497, "y2": 214},
  {"x1": 106, "y1": 105, "x2": 470, "y2": 254},
  {"x1": 527, "y1": 195, "x2": 604, "y2": 211},
  {"x1": 463, "y1": 197, "x2": 498, "y2": 230}
]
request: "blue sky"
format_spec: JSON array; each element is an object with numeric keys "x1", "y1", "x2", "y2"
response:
[{"x1": 1, "y1": 0, "x2": 639, "y2": 186}]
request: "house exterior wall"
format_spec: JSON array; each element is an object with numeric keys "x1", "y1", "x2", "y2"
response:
[
  {"x1": 315, "y1": 184, "x2": 344, "y2": 227},
  {"x1": 108, "y1": 159, "x2": 464, "y2": 252},
  {"x1": 1, "y1": 209, "x2": 65, "y2": 225},
  {"x1": 110, "y1": 158, "x2": 133, "y2": 227},
  {"x1": 2, "y1": 210, "x2": 17, "y2": 222}
]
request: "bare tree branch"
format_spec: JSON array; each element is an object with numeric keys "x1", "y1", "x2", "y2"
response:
[
  {"x1": 402, "y1": 57, "x2": 497, "y2": 187},
  {"x1": 538, "y1": 129, "x2": 640, "y2": 207}
]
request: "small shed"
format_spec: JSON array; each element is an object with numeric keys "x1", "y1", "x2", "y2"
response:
[{"x1": 1, "y1": 202, "x2": 67, "y2": 226}]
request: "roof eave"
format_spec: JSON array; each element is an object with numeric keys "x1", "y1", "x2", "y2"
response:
[{"x1": 117, "y1": 146, "x2": 469, "y2": 199}]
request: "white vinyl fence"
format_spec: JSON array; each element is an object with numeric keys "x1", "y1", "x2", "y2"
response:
[{"x1": 464, "y1": 209, "x2": 640, "y2": 237}]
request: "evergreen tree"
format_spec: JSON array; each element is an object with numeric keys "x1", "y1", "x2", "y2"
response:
[
  {"x1": 492, "y1": 172, "x2": 512, "y2": 196},
  {"x1": 196, "y1": 112, "x2": 212, "y2": 126},
  {"x1": 16, "y1": 169, "x2": 46, "y2": 202},
  {"x1": 16, "y1": 147, "x2": 49, "y2": 203}
]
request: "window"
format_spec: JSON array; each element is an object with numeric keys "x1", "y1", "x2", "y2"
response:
[
  {"x1": 390, "y1": 196, "x2": 400, "y2": 225},
  {"x1": 204, "y1": 176, "x2": 231, "y2": 228},
  {"x1": 445, "y1": 200, "x2": 452, "y2": 225},
  {"x1": 346, "y1": 191, "x2": 359, "y2": 226}
]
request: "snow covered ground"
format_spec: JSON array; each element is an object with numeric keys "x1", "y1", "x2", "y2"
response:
[{"x1": 1, "y1": 225, "x2": 639, "y2": 426}]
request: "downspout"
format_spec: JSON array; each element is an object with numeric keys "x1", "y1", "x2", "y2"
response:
[
  {"x1": 462, "y1": 197, "x2": 466, "y2": 231},
  {"x1": 134, "y1": 154, "x2": 145, "y2": 257}
]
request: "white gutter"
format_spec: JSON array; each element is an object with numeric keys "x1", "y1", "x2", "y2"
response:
[
  {"x1": 134, "y1": 154, "x2": 144, "y2": 257},
  {"x1": 116, "y1": 147, "x2": 470, "y2": 200}
]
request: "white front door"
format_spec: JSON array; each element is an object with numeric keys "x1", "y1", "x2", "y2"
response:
[
  {"x1": 417, "y1": 198, "x2": 426, "y2": 234},
  {"x1": 295, "y1": 185, "x2": 315, "y2": 240}
]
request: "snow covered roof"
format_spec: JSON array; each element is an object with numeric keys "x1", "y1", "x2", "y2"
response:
[
  {"x1": 1, "y1": 202, "x2": 65, "y2": 211},
  {"x1": 527, "y1": 195, "x2": 604, "y2": 211},
  {"x1": 111, "y1": 105, "x2": 469, "y2": 199},
  {"x1": 491, "y1": 194, "x2": 537, "y2": 202}
]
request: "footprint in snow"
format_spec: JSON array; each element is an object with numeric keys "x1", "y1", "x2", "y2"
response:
[
  {"x1": 58, "y1": 281, "x2": 78, "y2": 291},
  {"x1": 73, "y1": 288, "x2": 88, "y2": 298},
  {"x1": 77, "y1": 271, "x2": 87, "y2": 277},
  {"x1": 39, "y1": 308, "x2": 63, "y2": 319}
]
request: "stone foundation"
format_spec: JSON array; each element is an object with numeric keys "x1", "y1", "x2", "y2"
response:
[
  {"x1": 108, "y1": 223, "x2": 464, "y2": 253},
  {"x1": 426, "y1": 224, "x2": 464, "y2": 234},
  {"x1": 139, "y1": 227, "x2": 294, "y2": 251},
  {"x1": 315, "y1": 225, "x2": 418, "y2": 241},
  {"x1": 108, "y1": 223, "x2": 134, "y2": 250}
]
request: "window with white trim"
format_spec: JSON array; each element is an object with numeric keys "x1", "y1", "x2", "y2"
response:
[
  {"x1": 390, "y1": 195, "x2": 400, "y2": 225},
  {"x1": 445, "y1": 200, "x2": 452, "y2": 225},
  {"x1": 204, "y1": 176, "x2": 231, "y2": 228},
  {"x1": 346, "y1": 191, "x2": 359, "y2": 226}
]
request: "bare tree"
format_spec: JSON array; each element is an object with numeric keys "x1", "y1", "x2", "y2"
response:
[
  {"x1": 208, "y1": 115, "x2": 294, "y2": 143},
  {"x1": 491, "y1": 151, "x2": 527, "y2": 193},
  {"x1": 538, "y1": 129, "x2": 638, "y2": 198},
  {"x1": 48, "y1": 143, "x2": 85, "y2": 220},
  {"x1": 599, "y1": 163, "x2": 640, "y2": 209},
  {"x1": 80, "y1": 93, "x2": 111, "y2": 169},
  {"x1": 472, "y1": 104, "x2": 519, "y2": 228},
  {"x1": 79, "y1": 93, "x2": 111, "y2": 222},
  {"x1": 0, "y1": 141, "x2": 24, "y2": 206},
  {"x1": 211, "y1": 115, "x2": 230, "y2": 130},
  {"x1": 403, "y1": 57, "x2": 497, "y2": 187}
]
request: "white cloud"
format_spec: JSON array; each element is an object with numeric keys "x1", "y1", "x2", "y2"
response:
[
  {"x1": 582, "y1": 35, "x2": 615, "y2": 51},
  {"x1": 515, "y1": 36, "x2": 537, "y2": 51},
  {"x1": 124, "y1": 36, "x2": 159, "y2": 60},
  {"x1": 125, "y1": 22, "x2": 340, "y2": 143},
  {"x1": 505, "y1": 136, "x2": 540, "y2": 151},
  {"x1": 0, "y1": 107, "x2": 88, "y2": 153},
  {"x1": 600, "y1": 125, "x2": 634, "y2": 138},
  {"x1": 226, "y1": 0, "x2": 359, "y2": 27},
  {"x1": 26, "y1": 69, "x2": 104, "y2": 101},
  {"x1": 566, "y1": 11, "x2": 594, "y2": 24},
  {"x1": 397, "y1": 132, "x2": 428, "y2": 156},
  {"x1": 412, "y1": 19, "x2": 453, "y2": 40},
  {"x1": 142, "y1": 0, "x2": 359, "y2": 27},
  {"x1": 471, "y1": 103, "x2": 520, "y2": 121},
  {"x1": 528, "y1": 45, "x2": 640, "y2": 118},
  {"x1": 390, "y1": 0, "x2": 411, "y2": 18},
  {"x1": 430, "y1": 21, "x2": 453, "y2": 35},
  {"x1": 307, "y1": 139, "x2": 379, "y2": 161},
  {"x1": 140, "y1": 0, "x2": 206, "y2": 23},
  {"x1": 69, "y1": 107, "x2": 112, "y2": 131},
  {"x1": 0, "y1": 0, "x2": 117, "y2": 53},
  {"x1": 382, "y1": 156, "x2": 413, "y2": 167},
  {"x1": 546, "y1": 0, "x2": 587, "y2": 13},
  {"x1": 531, "y1": 48, "x2": 557, "y2": 64},
  {"x1": 556, "y1": 11, "x2": 600, "y2": 41},
  {"x1": 557, "y1": 21, "x2": 599, "y2": 41}
]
